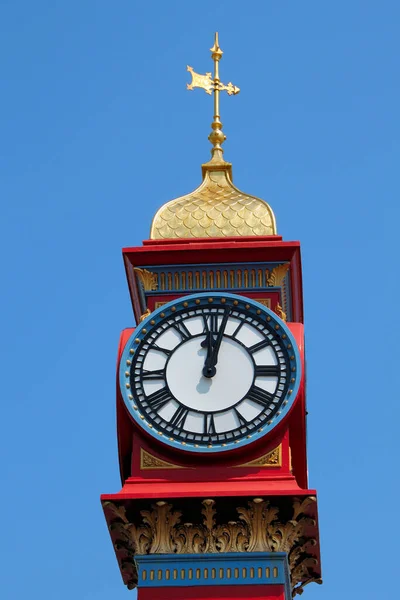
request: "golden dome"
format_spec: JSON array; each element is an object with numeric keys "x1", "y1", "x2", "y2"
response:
[
  {"x1": 150, "y1": 157, "x2": 277, "y2": 239},
  {"x1": 149, "y1": 33, "x2": 277, "y2": 240}
]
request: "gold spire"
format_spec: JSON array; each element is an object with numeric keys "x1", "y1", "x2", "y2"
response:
[
  {"x1": 149, "y1": 34, "x2": 277, "y2": 240},
  {"x1": 187, "y1": 32, "x2": 240, "y2": 163}
]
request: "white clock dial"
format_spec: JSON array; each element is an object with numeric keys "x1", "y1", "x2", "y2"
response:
[
  {"x1": 121, "y1": 294, "x2": 300, "y2": 452},
  {"x1": 167, "y1": 336, "x2": 255, "y2": 412}
]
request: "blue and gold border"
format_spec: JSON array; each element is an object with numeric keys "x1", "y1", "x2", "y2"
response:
[
  {"x1": 120, "y1": 292, "x2": 301, "y2": 454},
  {"x1": 132, "y1": 261, "x2": 292, "y2": 321},
  {"x1": 135, "y1": 552, "x2": 291, "y2": 595}
]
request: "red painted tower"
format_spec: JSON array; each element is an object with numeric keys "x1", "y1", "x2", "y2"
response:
[{"x1": 102, "y1": 33, "x2": 322, "y2": 599}]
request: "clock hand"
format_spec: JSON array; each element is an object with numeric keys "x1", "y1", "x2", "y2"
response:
[
  {"x1": 202, "y1": 308, "x2": 230, "y2": 378},
  {"x1": 200, "y1": 330, "x2": 214, "y2": 379},
  {"x1": 200, "y1": 331, "x2": 213, "y2": 349},
  {"x1": 200, "y1": 314, "x2": 218, "y2": 367},
  {"x1": 201, "y1": 313, "x2": 218, "y2": 348}
]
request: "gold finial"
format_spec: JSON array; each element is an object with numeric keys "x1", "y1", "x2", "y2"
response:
[
  {"x1": 187, "y1": 32, "x2": 240, "y2": 161},
  {"x1": 149, "y1": 34, "x2": 277, "y2": 240}
]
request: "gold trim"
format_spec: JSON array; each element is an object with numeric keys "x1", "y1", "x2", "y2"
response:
[
  {"x1": 236, "y1": 445, "x2": 281, "y2": 468},
  {"x1": 282, "y1": 274, "x2": 289, "y2": 319},
  {"x1": 256, "y1": 298, "x2": 271, "y2": 309},
  {"x1": 154, "y1": 301, "x2": 167, "y2": 309},
  {"x1": 140, "y1": 448, "x2": 186, "y2": 470},
  {"x1": 144, "y1": 269, "x2": 290, "y2": 296},
  {"x1": 103, "y1": 496, "x2": 320, "y2": 593},
  {"x1": 134, "y1": 268, "x2": 158, "y2": 291},
  {"x1": 274, "y1": 303, "x2": 287, "y2": 322},
  {"x1": 139, "y1": 308, "x2": 151, "y2": 323},
  {"x1": 267, "y1": 263, "x2": 289, "y2": 287}
]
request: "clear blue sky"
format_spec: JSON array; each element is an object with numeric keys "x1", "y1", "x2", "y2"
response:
[{"x1": 0, "y1": 1, "x2": 398, "y2": 598}]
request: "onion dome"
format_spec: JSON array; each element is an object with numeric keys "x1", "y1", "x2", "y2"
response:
[{"x1": 150, "y1": 33, "x2": 277, "y2": 240}]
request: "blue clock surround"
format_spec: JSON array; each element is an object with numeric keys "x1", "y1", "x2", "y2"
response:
[{"x1": 119, "y1": 292, "x2": 302, "y2": 454}]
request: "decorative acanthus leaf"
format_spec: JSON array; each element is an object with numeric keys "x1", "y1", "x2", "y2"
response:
[
  {"x1": 267, "y1": 263, "x2": 290, "y2": 287},
  {"x1": 103, "y1": 496, "x2": 320, "y2": 594}
]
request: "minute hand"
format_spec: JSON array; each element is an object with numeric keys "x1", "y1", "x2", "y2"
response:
[{"x1": 202, "y1": 308, "x2": 230, "y2": 378}]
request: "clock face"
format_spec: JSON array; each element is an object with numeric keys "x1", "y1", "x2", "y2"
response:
[{"x1": 120, "y1": 293, "x2": 301, "y2": 453}]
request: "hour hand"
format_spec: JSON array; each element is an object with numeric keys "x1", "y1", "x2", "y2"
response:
[
  {"x1": 201, "y1": 332, "x2": 216, "y2": 377},
  {"x1": 203, "y1": 360, "x2": 216, "y2": 378},
  {"x1": 202, "y1": 308, "x2": 230, "y2": 378},
  {"x1": 201, "y1": 332, "x2": 212, "y2": 348}
]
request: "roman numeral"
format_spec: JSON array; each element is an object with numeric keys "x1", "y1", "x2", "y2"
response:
[
  {"x1": 202, "y1": 313, "x2": 219, "y2": 335},
  {"x1": 247, "y1": 386, "x2": 274, "y2": 407},
  {"x1": 142, "y1": 369, "x2": 166, "y2": 381},
  {"x1": 171, "y1": 321, "x2": 191, "y2": 341},
  {"x1": 248, "y1": 339, "x2": 271, "y2": 354},
  {"x1": 146, "y1": 387, "x2": 171, "y2": 410},
  {"x1": 234, "y1": 408, "x2": 249, "y2": 427},
  {"x1": 255, "y1": 365, "x2": 279, "y2": 377},
  {"x1": 203, "y1": 414, "x2": 216, "y2": 435},
  {"x1": 152, "y1": 344, "x2": 172, "y2": 357},
  {"x1": 231, "y1": 320, "x2": 245, "y2": 338},
  {"x1": 170, "y1": 406, "x2": 189, "y2": 429}
]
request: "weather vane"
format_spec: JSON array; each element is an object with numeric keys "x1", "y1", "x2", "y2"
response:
[{"x1": 187, "y1": 33, "x2": 240, "y2": 158}]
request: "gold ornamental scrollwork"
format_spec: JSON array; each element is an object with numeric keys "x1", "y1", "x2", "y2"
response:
[
  {"x1": 140, "y1": 448, "x2": 188, "y2": 470},
  {"x1": 102, "y1": 503, "x2": 140, "y2": 589},
  {"x1": 275, "y1": 303, "x2": 287, "y2": 322},
  {"x1": 134, "y1": 268, "x2": 158, "y2": 291},
  {"x1": 267, "y1": 263, "x2": 290, "y2": 287},
  {"x1": 141, "y1": 501, "x2": 182, "y2": 554},
  {"x1": 257, "y1": 298, "x2": 272, "y2": 309},
  {"x1": 154, "y1": 301, "x2": 167, "y2": 309},
  {"x1": 236, "y1": 445, "x2": 281, "y2": 467},
  {"x1": 139, "y1": 308, "x2": 151, "y2": 323},
  {"x1": 103, "y1": 496, "x2": 321, "y2": 595}
]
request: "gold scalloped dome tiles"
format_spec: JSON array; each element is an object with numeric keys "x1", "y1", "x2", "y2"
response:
[
  {"x1": 149, "y1": 33, "x2": 277, "y2": 240},
  {"x1": 150, "y1": 164, "x2": 277, "y2": 239}
]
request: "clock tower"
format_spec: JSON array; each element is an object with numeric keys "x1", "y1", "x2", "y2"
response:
[{"x1": 102, "y1": 33, "x2": 322, "y2": 599}]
